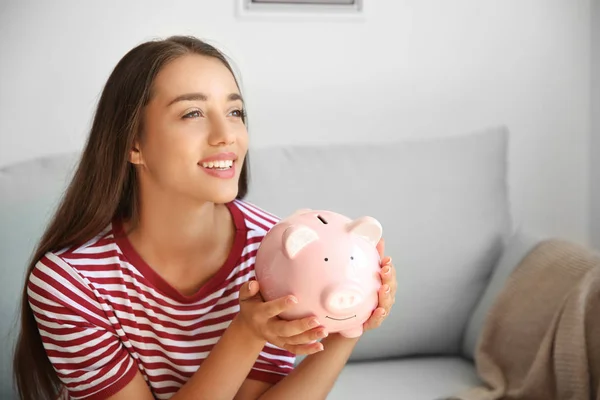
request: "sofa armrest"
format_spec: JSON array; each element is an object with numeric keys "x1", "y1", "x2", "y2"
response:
[{"x1": 461, "y1": 227, "x2": 547, "y2": 360}]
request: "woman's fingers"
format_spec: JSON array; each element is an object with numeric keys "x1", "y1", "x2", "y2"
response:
[
  {"x1": 270, "y1": 316, "x2": 321, "y2": 338},
  {"x1": 363, "y1": 307, "x2": 387, "y2": 330},
  {"x1": 377, "y1": 238, "x2": 385, "y2": 259},
  {"x1": 282, "y1": 326, "x2": 328, "y2": 345},
  {"x1": 238, "y1": 280, "x2": 261, "y2": 302},
  {"x1": 378, "y1": 283, "x2": 394, "y2": 313},
  {"x1": 262, "y1": 294, "x2": 299, "y2": 318},
  {"x1": 283, "y1": 341, "x2": 324, "y2": 355}
]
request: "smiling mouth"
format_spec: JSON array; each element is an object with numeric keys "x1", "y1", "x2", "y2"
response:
[
  {"x1": 325, "y1": 315, "x2": 356, "y2": 321},
  {"x1": 200, "y1": 160, "x2": 235, "y2": 170}
]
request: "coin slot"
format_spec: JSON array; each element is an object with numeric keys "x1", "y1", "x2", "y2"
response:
[{"x1": 317, "y1": 215, "x2": 328, "y2": 224}]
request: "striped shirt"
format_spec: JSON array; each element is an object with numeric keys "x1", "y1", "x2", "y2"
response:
[{"x1": 27, "y1": 199, "x2": 295, "y2": 400}]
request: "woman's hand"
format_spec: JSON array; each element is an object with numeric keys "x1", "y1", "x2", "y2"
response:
[
  {"x1": 237, "y1": 280, "x2": 327, "y2": 355},
  {"x1": 363, "y1": 238, "x2": 397, "y2": 331}
]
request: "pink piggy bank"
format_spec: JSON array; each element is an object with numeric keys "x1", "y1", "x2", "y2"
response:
[{"x1": 254, "y1": 209, "x2": 383, "y2": 338}]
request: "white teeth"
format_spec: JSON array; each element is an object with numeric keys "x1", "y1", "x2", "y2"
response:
[{"x1": 202, "y1": 160, "x2": 234, "y2": 169}]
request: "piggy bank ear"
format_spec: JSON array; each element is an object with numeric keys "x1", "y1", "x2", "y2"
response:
[
  {"x1": 346, "y1": 216, "x2": 382, "y2": 247},
  {"x1": 282, "y1": 225, "x2": 319, "y2": 259}
]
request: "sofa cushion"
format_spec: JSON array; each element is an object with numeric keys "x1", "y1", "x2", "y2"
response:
[
  {"x1": 0, "y1": 152, "x2": 79, "y2": 397},
  {"x1": 246, "y1": 126, "x2": 512, "y2": 360},
  {"x1": 461, "y1": 227, "x2": 545, "y2": 359},
  {"x1": 327, "y1": 357, "x2": 480, "y2": 400}
]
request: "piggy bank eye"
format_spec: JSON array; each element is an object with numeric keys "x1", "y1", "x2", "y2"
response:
[
  {"x1": 350, "y1": 256, "x2": 354, "y2": 260},
  {"x1": 324, "y1": 257, "x2": 329, "y2": 262}
]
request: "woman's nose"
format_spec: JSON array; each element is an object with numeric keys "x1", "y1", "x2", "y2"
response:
[{"x1": 207, "y1": 117, "x2": 235, "y2": 146}]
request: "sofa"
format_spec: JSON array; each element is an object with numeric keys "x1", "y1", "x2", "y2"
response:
[{"x1": 0, "y1": 125, "x2": 551, "y2": 399}]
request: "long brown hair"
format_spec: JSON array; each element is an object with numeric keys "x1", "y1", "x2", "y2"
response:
[{"x1": 12, "y1": 35, "x2": 250, "y2": 400}]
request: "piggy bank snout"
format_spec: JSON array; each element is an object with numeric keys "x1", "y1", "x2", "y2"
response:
[{"x1": 323, "y1": 285, "x2": 364, "y2": 315}]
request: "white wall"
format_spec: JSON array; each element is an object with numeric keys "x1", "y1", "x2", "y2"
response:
[
  {"x1": 592, "y1": 0, "x2": 600, "y2": 250},
  {"x1": 0, "y1": 0, "x2": 592, "y2": 246}
]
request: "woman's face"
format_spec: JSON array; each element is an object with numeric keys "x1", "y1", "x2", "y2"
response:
[{"x1": 132, "y1": 53, "x2": 248, "y2": 205}]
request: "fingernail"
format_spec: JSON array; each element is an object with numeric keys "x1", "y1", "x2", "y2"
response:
[
  {"x1": 287, "y1": 296, "x2": 298, "y2": 305},
  {"x1": 249, "y1": 281, "x2": 256, "y2": 291},
  {"x1": 383, "y1": 284, "x2": 391, "y2": 294},
  {"x1": 309, "y1": 319, "x2": 320, "y2": 328},
  {"x1": 318, "y1": 330, "x2": 328, "y2": 338},
  {"x1": 381, "y1": 310, "x2": 387, "y2": 317},
  {"x1": 382, "y1": 267, "x2": 391, "y2": 275}
]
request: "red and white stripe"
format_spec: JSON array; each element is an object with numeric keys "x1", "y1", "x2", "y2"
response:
[{"x1": 28, "y1": 200, "x2": 295, "y2": 400}]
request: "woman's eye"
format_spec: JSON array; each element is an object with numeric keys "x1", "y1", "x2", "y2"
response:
[
  {"x1": 230, "y1": 109, "x2": 244, "y2": 118},
  {"x1": 183, "y1": 110, "x2": 202, "y2": 119}
]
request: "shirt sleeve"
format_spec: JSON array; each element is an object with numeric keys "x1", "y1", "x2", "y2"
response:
[
  {"x1": 27, "y1": 253, "x2": 138, "y2": 400},
  {"x1": 248, "y1": 342, "x2": 296, "y2": 384}
]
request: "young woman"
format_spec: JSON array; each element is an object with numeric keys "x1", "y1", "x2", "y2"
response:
[{"x1": 12, "y1": 35, "x2": 397, "y2": 400}]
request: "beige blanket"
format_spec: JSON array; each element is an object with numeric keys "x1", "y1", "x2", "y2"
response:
[{"x1": 448, "y1": 239, "x2": 600, "y2": 400}]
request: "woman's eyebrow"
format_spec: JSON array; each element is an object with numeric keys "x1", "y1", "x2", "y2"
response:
[{"x1": 167, "y1": 92, "x2": 244, "y2": 107}]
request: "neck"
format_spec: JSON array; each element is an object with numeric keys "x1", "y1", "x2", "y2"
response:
[{"x1": 124, "y1": 185, "x2": 233, "y2": 270}]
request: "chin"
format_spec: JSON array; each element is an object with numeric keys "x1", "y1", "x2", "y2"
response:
[
  {"x1": 189, "y1": 172, "x2": 241, "y2": 204},
  {"x1": 211, "y1": 194, "x2": 238, "y2": 205},
  {"x1": 204, "y1": 186, "x2": 239, "y2": 205}
]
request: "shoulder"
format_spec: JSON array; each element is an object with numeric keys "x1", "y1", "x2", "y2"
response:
[
  {"x1": 29, "y1": 223, "x2": 120, "y2": 292},
  {"x1": 231, "y1": 199, "x2": 281, "y2": 234}
]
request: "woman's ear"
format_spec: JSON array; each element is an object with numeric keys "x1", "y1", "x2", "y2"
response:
[{"x1": 128, "y1": 140, "x2": 144, "y2": 165}]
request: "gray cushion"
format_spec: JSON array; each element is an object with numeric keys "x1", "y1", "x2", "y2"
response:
[
  {"x1": 246, "y1": 126, "x2": 512, "y2": 360},
  {"x1": 327, "y1": 357, "x2": 480, "y2": 400},
  {"x1": 461, "y1": 227, "x2": 545, "y2": 359},
  {"x1": 0, "y1": 152, "x2": 79, "y2": 397}
]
